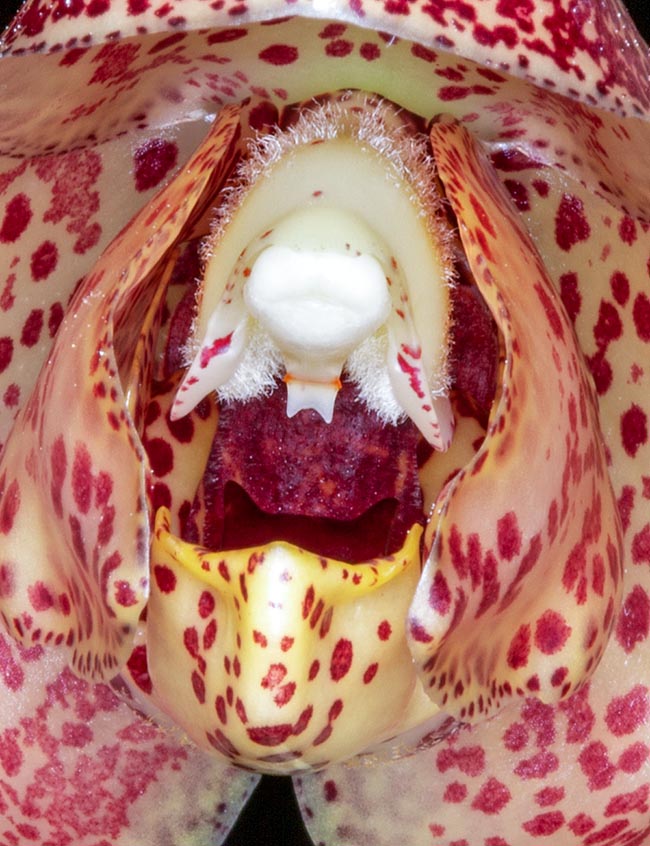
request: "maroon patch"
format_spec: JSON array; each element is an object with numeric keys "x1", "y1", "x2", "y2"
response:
[
  {"x1": 507, "y1": 624, "x2": 531, "y2": 669},
  {"x1": 330, "y1": 639, "x2": 353, "y2": 682},
  {"x1": 497, "y1": 511, "x2": 522, "y2": 560},
  {"x1": 30, "y1": 240, "x2": 58, "y2": 281},
  {"x1": 605, "y1": 686, "x2": 649, "y2": 737},
  {"x1": 633, "y1": 292, "x2": 650, "y2": 342},
  {"x1": 535, "y1": 610, "x2": 571, "y2": 655},
  {"x1": 616, "y1": 586, "x2": 650, "y2": 653},
  {"x1": 0, "y1": 194, "x2": 32, "y2": 243},
  {"x1": 555, "y1": 194, "x2": 590, "y2": 251},
  {"x1": 258, "y1": 44, "x2": 298, "y2": 65},
  {"x1": 471, "y1": 777, "x2": 511, "y2": 814},
  {"x1": 621, "y1": 404, "x2": 648, "y2": 457},
  {"x1": 153, "y1": 565, "x2": 176, "y2": 593},
  {"x1": 133, "y1": 139, "x2": 179, "y2": 193},
  {"x1": 522, "y1": 811, "x2": 565, "y2": 836}
]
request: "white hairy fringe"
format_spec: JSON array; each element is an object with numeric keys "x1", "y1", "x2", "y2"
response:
[
  {"x1": 191, "y1": 92, "x2": 455, "y2": 417},
  {"x1": 204, "y1": 91, "x2": 453, "y2": 265}
]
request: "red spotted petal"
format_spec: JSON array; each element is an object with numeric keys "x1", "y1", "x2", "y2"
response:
[
  {"x1": 0, "y1": 104, "x2": 241, "y2": 678},
  {"x1": 2, "y1": 0, "x2": 648, "y2": 118},
  {"x1": 406, "y1": 116, "x2": 622, "y2": 717},
  {"x1": 0, "y1": 631, "x2": 257, "y2": 845}
]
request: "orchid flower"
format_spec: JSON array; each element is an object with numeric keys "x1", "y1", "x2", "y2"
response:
[{"x1": 0, "y1": 1, "x2": 649, "y2": 845}]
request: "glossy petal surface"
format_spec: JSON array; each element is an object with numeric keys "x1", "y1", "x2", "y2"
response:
[{"x1": 0, "y1": 0, "x2": 649, "y2": 844}]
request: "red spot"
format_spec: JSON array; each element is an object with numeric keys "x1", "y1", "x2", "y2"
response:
[
  {"x1": 154, "y1": 565, "x2": 176, "y2": 593},
  {"x1": 618, "y1": 742, "x2": 649, "y2": 773},
  {"x1": 605, "y1": 685, "x2": 649, "y2": 737},
  {"x1": 560, "y1": 687, "x2": 596, "y2": 743},
  {"x1": 191, "y1": 671, "x2": 205, "y2": 704},
  {"x1": 248, "y1": 101, "x2": 279, "y2": 132},
  {"x1": 72, "y1": 444, "x2": 93, "y2": 515},
  {"x1": 504, "y1": 179, "x2": 530, "y2": 211},
  {"x1": 507, "y1": 624, "x2": 531, "y2": 669},
  {"x1": 605, "y1": 784, "x2": 649, "y2": 816},
  {"x1": 126, "y1": 644, "x2": 153, "y2": 693},
  {"x1": 471, "y1": 777, "x2": 511, "y2": 814},
  {"x1": 429, "y1": 570, "x2": 452, "y2": 614},
  {"x1": 535, "y1": 610, "x2": 571, "y2": 655},
  {"x1": 514, "y1": 750, "x2": 559, "y2": 779},
  {"x1": 444, "y1": 782, "x2": 468, "y2": 803},
  {"x1": 616, "y1": 586, "x2": 650, "y2": 653},
  {"x1": 618, "y1": 215, "x2": 637, "y2": 245},
  {"x1": 559, "y1": 272, "x2": 581, "y2": 323},
  {"x1": 114, "y1": 581, "x2": 137, "y2": 606},
  {"x1": 621, "y1": 404, "x2": 648, "y2": 457},
  {"x1": 0, "y1": 636, "x2": 24, "y2": 691},
  {"x1": 535, "y1": 786, "x2": 565, "y2": 807},
  {"x1": 633, "y1": 292, "x2": 650, "y2": 342},
  {"x1": 199, "y1": 333, "x2": 233, "y2": 368},
  {"x1": 206, "y1": 28, "x2": 247, "y2": 43},
  {"x1": 0, "y1": 194, "x2": 32, "y2": 243},
  {"x1": 183, "y1": 627, "x2": 199, "y2": 658},
  {"x1": 203, "y1": 619, "x2": 217, "y2": 650},
  {"x1": 503, "y1": 722, "x2": 528, "y2": 751},
  {"x1": 330, "y1": 638, "x2": 353, "y2": 681},
  {"x1": 0, "y1": 727, "x2": 23, "y2": 775},
  {"x1": 437, "y1": 746, "x2": 485, "y2": 777},
  {"x1": 409, "y1": 620, "x2": 433, "y2": 643},
  {"x1": 61, "y1": 722, "x2": 93, "y2": 748},
  {"x1": 261, "y1": 663, "x2": 286, "y2": 689},
  {"x1": 578, "y1": 741, "x2": 616, "y2": 790},
  {"x1": 555, "y1": 194, "x2": 590, "y2": 251},
  {"x1": 497, "y1": 511, "x2": 521, "y2": 560},
  {"x1": 363, "y1": 663, "x2": 378, "y2": 684},
  {"x1": 593, "y1": 300, "x2": 622, "y2": 347},
  {"x1": 146, "y1": 437, "x2": 174, "y2": 477},
  {"x1": 28, "y1": 581, "x2": 54, "y2": 612},
  {"x1": 377, "y1": 620, "x2": 392, "y2": 641},
  {"x1": 198, "y1": 590, "x2": 215, "y2": 618},
  {"x1": 522, "y1": 811, "x2": 565, "y2": 836},
  {"x1": 325, "y1": 39, "x2": 354, "y2": 57},
  {"x1": 534, "y1": 283, "x2": 564, "y2": 339},
  {"x1": 0, "y1": 563, "x2": 15, "y2": 599},
  {"x1": 247, "y1": 723, "x2": 293, "y2": 746},
  {"x1": 0, "y1": 478, "x2": 20, "y2": 535},
  {"x1": 323, "y1": 780, "x2": 337, "y2": 801},
  {"x1": 360, "y1": 42, "x2": 381, "y2": 60},
  {"x1": 632, "y1": 525, "x2": 650, "y2": 566},
  {"x1": 568, "y1": 813, "x2": 595, "y2": 835},
  {"x1": 30, "y1": 241, "x2": 58, "y2": 281},
  {"x1": 133, "y1": 139, "x2": 178, "y2": 193},
  {"x1": 469, "y1": 193, "x2": 496, "y2": 238},
  {"x1": 610, "y1": 271, "x2": 630, "y2": 306},
  {"x1": 0, "y1": 338, "x2": 12, "y2": 375},
  {"x1": 258, "y1": 44, "x2": 298, "y2": 65},
  {"x1": 302, "y1": 585, "x2": 315, "y2": 619}
]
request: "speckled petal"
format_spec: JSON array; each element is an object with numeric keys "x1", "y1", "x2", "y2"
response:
[
  {"x1": 3, "y1": 0, "x2": 648, "y2": 118},
  {"x1": 0, "y1": 104, "x2": 241, "y2": 678},
  {"x1": 0, "y1": 632, "x2": 257, "y2": 846},
  {"x1": 405, "y1": 117, "x2": 623, "y2": 719}
]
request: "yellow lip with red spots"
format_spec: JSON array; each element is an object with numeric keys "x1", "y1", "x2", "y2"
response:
[{"x1": 148, "y1": 506, "x2": 446, "y2": 772}]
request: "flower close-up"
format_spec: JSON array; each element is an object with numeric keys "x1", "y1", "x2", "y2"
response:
[{"x1": 0, "y1": 0, "x2": 649, "y2": 844}]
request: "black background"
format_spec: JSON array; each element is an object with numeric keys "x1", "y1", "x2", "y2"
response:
[{"x1": 0, "y1": 0, "x2": 649, "y2": 844}]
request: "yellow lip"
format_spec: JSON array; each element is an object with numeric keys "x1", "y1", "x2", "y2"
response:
[{"x1": 146, "y1": 506, "x2": 439, "y2": 773}]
